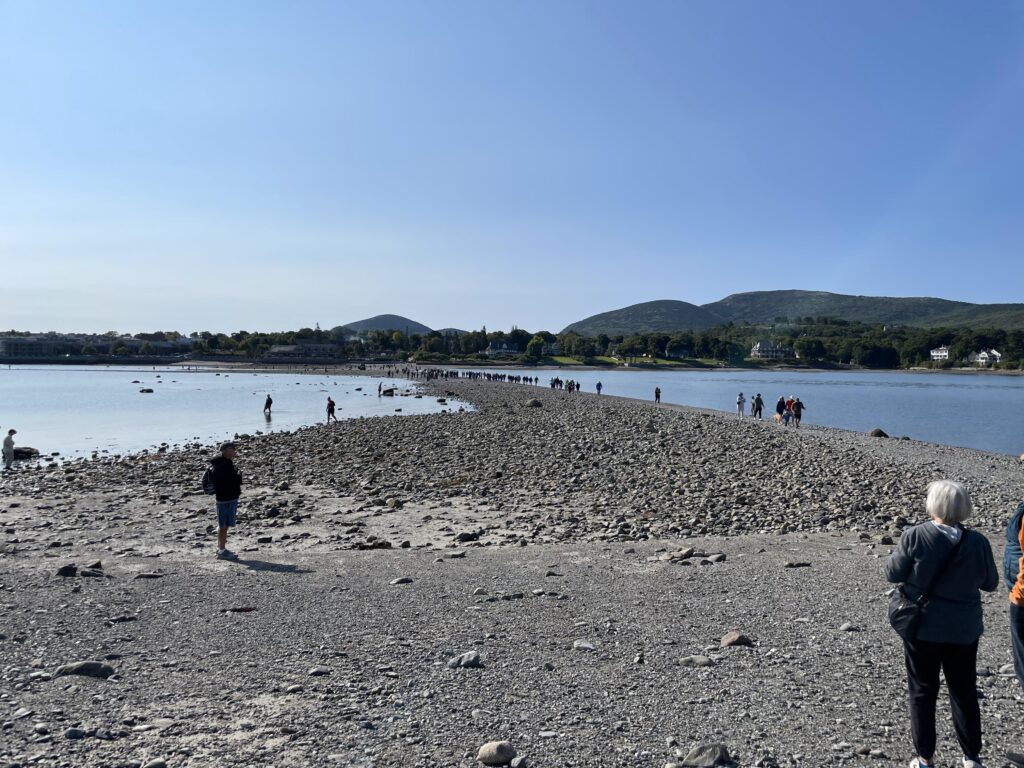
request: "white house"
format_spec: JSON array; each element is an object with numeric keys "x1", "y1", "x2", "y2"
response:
[
  {"x1": 750, "y1": 341, "x2": 793, "y2": 360},
  {"x1": 968, "y1": 349, "x2": 1002, "y2": 366},
  {"x1": 485, "y1": 341, "x2": 519, "y2": 357},
  {"x1": 930, "y1": 345, "x2": 950, "y2": 361}
]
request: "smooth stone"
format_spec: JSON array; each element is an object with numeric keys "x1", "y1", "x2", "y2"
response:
[
  {"x1": 390, "y1": 576, "x2": 413, "y2": 585},
  {"x1": 572, "y1": 639, "x2": 596, "y2": 652},
  {"x1": 720, "y1": 631, "x2": 753, "y2": 648},
  {"x1": 308, "y1": 666, "x2": 331, "y2": 676},
  {"x1": 680, "y1": 655, "x2": 715, "y2": 667},
  {"x1": 448, "y1": 650, "x2": 483, "y2": 669},
  {"x1": 64, "y1": 727, "x2": 87, "y2": 739},
  {"x1": 477, "y1": 741, "x2": 517, "y2": 766},
  {"x1": 54, "y1": 661, "x2": 115, "y2": 679},
  {"x1": 680, "y1": 743, "x2": 731, "y2": 767}
]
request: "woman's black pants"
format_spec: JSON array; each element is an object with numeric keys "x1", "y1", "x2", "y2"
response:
[{"x1": 903, "y1": 637, "x2": 981, "y2": 760}]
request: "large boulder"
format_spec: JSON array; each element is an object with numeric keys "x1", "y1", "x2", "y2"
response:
[
  {"x1": 12, "y1": 446, "x2": 39, "y2": 460},
  {"x1": 868, "y1": 428, "x2": 888, "y2": 438}
]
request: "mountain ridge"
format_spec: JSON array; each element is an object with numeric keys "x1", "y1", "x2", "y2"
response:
[{"x1": 562, "y1": 291, "x2": 1024, "y2": 335}]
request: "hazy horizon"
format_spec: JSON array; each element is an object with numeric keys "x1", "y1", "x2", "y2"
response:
[{"x1": 4, "y1": 2, "x2": 1024, "y2": 334}]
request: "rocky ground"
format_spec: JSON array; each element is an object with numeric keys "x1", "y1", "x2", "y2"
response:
[{"x1": 2, "y1": 378, "x2": 1023, "y2": 768}]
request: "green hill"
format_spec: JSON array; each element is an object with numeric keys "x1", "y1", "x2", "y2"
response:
[
  {"x1": 702, "y1": 290, "x2": 1024, "y2": 328},
  {"x1": 341, "y1": 314, "x2": 433, "y2": 334},
  {"x1": 561, "y1": 300, "x2": 724, "y2": 336}
]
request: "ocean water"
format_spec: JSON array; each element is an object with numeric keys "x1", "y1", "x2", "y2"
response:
[
  {"x1": 465, "y1": 367, "x2": 1024, "y2": 456},
  {"x1": 0, "y1": 366, "x2": 466, "y2": 460}
]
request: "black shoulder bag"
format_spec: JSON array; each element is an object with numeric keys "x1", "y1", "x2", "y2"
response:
[{"x1": 888, "y1": 527, "x2": 967, "y2": 641}]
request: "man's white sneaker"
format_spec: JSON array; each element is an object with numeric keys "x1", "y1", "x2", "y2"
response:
[
  {"x1": 216, "y1": 549, "x2": 238, "y2": 560},
  {"x1": 909, "y1": 760, "x2": 933, "y2": 768},
  {"x1": 964, "y1": 759, "x2": 985, "y2": 768}
]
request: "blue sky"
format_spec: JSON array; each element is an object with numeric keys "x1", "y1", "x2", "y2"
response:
[{"x1": 2, "y1": 1, "x2": 1024, "y2": 334}]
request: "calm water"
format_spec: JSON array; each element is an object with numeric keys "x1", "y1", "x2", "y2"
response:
[
  {"x1": 463, "y1": 367, "x2": 1024, "y2": 456},
  {"x1": 0, "y1": 366, "x2": 465, "y2": 459},
  {"x1": 2, "y1": 366, "x2": 1022, "y2": 460}
]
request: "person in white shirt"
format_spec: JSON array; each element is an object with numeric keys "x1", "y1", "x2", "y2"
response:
[{"x1": 736, "y1": 393, "x2": 746, "y2": 419}]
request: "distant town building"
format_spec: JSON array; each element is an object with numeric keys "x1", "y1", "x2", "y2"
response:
[
  {"x1": 664, "y1": 346, "x2": 693, "y2": 360},
  {"x1": 541, "y1": 342, "x2": 560, "y2": 356},
  {"x1": 0, "y1": 336, "x2": 75, "y2": 358},
  {"x1": 930, "y1": 345, "x2": 950, "y2": 361},
  {"x1": 750, "y1": 341, "x2": 794, "y2": 360},
  {"x1": 968, "y1": 349, "x2": 1002, "y2": 366},
  {"x1": 266, "y1": 343, "x2": 342, "y2": 358}
]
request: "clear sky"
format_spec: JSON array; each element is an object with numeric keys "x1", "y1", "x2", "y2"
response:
[{"x1": 3, "y1": 1, "x2": 1024, "y2": 334}]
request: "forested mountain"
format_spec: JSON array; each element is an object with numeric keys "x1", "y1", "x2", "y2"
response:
[
  {"x1": 564, "y1": 291, "x2": 1024, "y2": 334},
  {"x1": 561, "y1": 300, "x2": 723, "y2": 335},
  {"x1": 703, "y1": 290, "x2": 1024, "y2": 328},
  {"x1": 341, "y1": 314, "x2": 433, "y2": 334}
]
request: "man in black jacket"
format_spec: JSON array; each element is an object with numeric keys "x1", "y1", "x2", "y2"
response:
[{"x1": 209, "y1": 442, "x2": 242, "y2": 560}]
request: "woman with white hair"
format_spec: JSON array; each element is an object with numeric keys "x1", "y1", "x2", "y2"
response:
[{"x1": 886, "y1": 480, "x2": 998, "y2": 768}]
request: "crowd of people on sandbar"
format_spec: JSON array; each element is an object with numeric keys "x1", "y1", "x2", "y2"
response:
[{"x1": 734, "y1": 392, "x2": 806, "y2": 426}]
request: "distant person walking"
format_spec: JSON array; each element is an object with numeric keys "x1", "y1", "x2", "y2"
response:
[
  {"x1": 654, "y1": 387, "x2": 661, "y2": 404},
  {"x1": 736, "y1": 392, "x2": 746, "y2": 418},
  {"x1": 263, "y1": 395, "x2": 273, "y2": 415},
  {"x1": 792, "y1": 397, "x2": 806, "y2": 428},
  {"x1": 1005, "y1": 501, "x2": 1024, "y2": 693},
  {"x1": 752, "y1": 393, "x2": 764, "y2": 420},
  {"x1": 378, "y1": 383, "x2": 382, "y2": 397},
  {"x1": 326, "y1": 396, "x2": 338, "y2": 423},
  {"x1": 774, "y1": 396, "x2": 785, "y2": 424},
  {"x1": 596, "y1": 381, "x2": 603, "y2": 395},
  {"x1": 886, "y1": 480, "x2": 998, "y2": 768},
  {"x1": 3, "y1": 429, "x2": 15, "y2": 470},
  {"x1": 203, "y1": 442, "x2": 243, "y2": 561}
]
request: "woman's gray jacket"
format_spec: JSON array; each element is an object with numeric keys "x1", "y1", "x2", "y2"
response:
[{"x1": 886, "y1": 522, "x2": 998, "y2": 644}]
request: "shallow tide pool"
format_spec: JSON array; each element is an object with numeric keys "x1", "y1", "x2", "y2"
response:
[{"x1": 0, "y1": 366, "x2": 466, "y2": 459}]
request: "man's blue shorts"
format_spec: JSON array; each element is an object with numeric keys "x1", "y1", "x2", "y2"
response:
[{"x1": 217, "y1": 499, "x2": 238, "y2": 528}]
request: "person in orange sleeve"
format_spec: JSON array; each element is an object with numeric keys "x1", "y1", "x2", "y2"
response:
[{"x1": 1006, "y1": 501, "x2": 1024, "y2": 691}]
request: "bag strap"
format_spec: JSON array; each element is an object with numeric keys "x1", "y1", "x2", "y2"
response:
[{"x1": 920, "y1": 526, "x2": 968, "y2": 601}]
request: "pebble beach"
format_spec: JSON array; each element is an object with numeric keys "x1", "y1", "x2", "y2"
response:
[{"x1": 2, "y1": 376, "x2": 1023, "y2": 768}]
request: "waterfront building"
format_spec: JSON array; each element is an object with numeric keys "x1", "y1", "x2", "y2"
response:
[
  {"x1": 968, "y1": 349, "x2": 1002, "y2": 366},
  {"x1": 750, "y1": 341, "x2": 794, "y2": 360}
]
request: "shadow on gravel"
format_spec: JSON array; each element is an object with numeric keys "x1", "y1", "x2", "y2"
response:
[{"x1": 237, "y1": 559, "x2": 312, "y2": 574}]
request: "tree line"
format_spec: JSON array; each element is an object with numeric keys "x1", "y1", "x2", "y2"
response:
[{"x1": 14, "y1": 318, "x2": 1024, "y2": 368}]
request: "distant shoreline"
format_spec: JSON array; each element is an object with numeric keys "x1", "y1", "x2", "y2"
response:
[{"x1": 4, "y1": 359, "x2": 1024, "y2": 376}]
